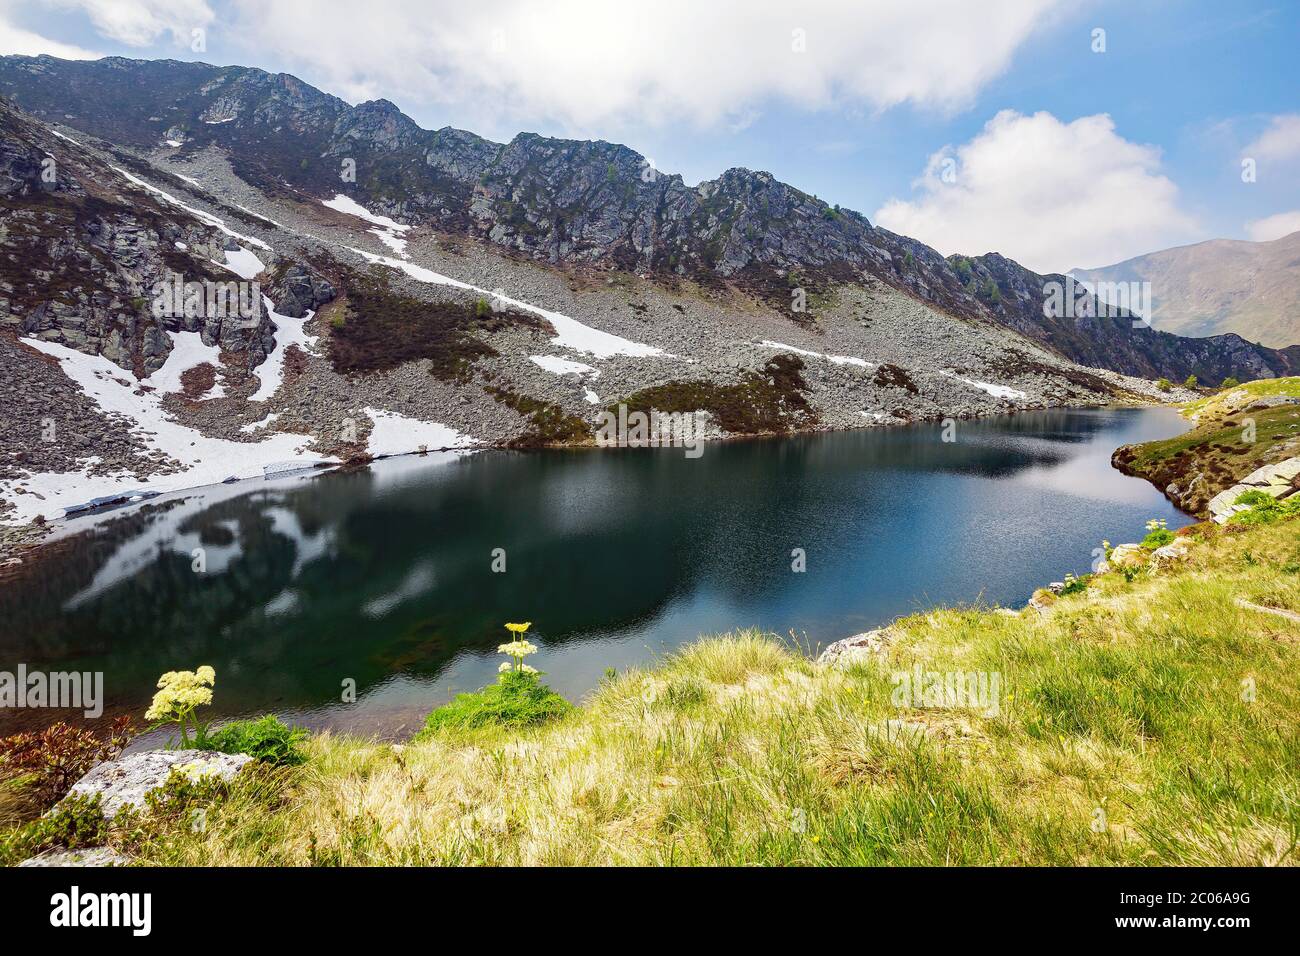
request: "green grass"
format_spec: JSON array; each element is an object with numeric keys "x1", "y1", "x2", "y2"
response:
[{"x1": 98, "y1": 515, "x2": 1300, "y2": 867}]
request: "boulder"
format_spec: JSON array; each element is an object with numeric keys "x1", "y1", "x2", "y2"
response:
[
  {"x1": 1107, "y1": 543, "x2": 1147, "y2": 569},
  {"x1": 817, "y1": 628, "x2": 894, "y2": 667},
  {"x1": 63, "y1": 749, "x2": 252, "y2": 819},
  {"x1": 18, "y1": 848, "x2": 133, "y2": 867},
  {"x1": 1151, "y1": 538, "x2": 1193, "y2": 568}
]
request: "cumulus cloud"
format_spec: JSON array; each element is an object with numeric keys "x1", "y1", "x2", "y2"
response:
[
  {"x1": 46, "y1": 0, "x2": 212, "y2": 47},
  {"x1": 217, "y1": 0, "x2": 1061, "y2": 132},
  {"x1": 1245, "y1": 209, "x2": 1300, "y2": 243},
  {"x1": 874, "y1": 110, "x2": 1200, "y2": 274},
  {"x1": 1244, "y1": 114, "x2": 1300, "y2": 164}
]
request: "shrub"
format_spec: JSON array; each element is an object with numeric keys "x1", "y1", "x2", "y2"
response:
[
  {"x1": 1156, "y1": 378, "x2": 1172, "y2": 392},
  {"x1": 1229, "y1": 492, "x2": 1300, "y2": 526},
  {"x1": 1220, "y1": 377, "x2": 1240, "y2": 389},
  {"x1": 419, "y1": 671, "x2": 572, "y2": 735},
  {"x1": 192, "y1": 716, "x2": 308, "y2": 767},
  {"x1": 1183, "y1": 374, "x2": 1198, "y2": 389},
  {"x1": 1140, "y1": 518, "x2": 1175, "y2": 549},
  {"x1": 0, "y1": 793, "x2": 107, "y2": 866},
  {"x1": 0, "y1": 716, "x2": 134, "y2": 808},
  {"x1": 1141, "y1": 529, "x2": 1176, "y2": 548}
]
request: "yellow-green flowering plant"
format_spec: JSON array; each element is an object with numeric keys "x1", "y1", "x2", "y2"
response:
[
  {"x1": 145, "y1": 666, "x2": 215, "y2": 746},
  {"x1": 1141, "y1": 518, "x2": 1176, "y2": 549},
  {"x1": 498, "y1": 622, "x2": 539, "y2": 676}
]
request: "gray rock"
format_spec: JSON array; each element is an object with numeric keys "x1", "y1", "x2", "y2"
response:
[
  {"x1": 18, "y1": 847, "x2": 133, "y2": 867},
  {"x1": 64, "y1": 749, "x2": 252, "y2": 819},
  {"x1": 817, "y1": 628, "x2": 894, "y2": 667},
  {"x1": 1207, "y1": 457, "x2": 1300, "y2": 523}
]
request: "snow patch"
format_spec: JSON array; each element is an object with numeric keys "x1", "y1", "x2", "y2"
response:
[
  {"x1": 249, "y1": 297, "x2": 316, "y2": 403},
  {"x1": 530, "y1": 355, "x2": 597, "y2": 376},
  {"x1": 222, "y1": 247, "x2": 264, "y2": 280},
  {"x1": 240, "y1": 412, "x2": 281, "y2": 434},
  {"x1": 938, "y1": 371, "x2": 1028, "y2": 400},
  {"x1": 323, "y1": 195, "x2": 410, "y2": 233},
  {"x1": 322, "y1": 195, "x2": 412, "y2": 258},
  {"x1": 110, "y1": 165, "x2": 271, "y2": 251},
  {"x1": 364, "y1": 407, "x2": 476, "y2": 457},
  {"x1": 760, "y1": 340, "x2": 872, "y2": 367},
  {"x1": 1, "y1": 340, "x2": 331, "y2": 524},
  {"x1": 144, "y1": 331, "x2": 226, "y2": 400},
  {"x1": 348, "y1": 248, "x2": 664, "y2": 359}
]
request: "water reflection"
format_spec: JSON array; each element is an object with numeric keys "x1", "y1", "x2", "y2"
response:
[{"x1": 0, "y1": 408, "x2": 1191, "y2": 738}]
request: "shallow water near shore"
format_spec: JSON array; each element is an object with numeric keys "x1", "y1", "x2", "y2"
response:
[{"x1": 0, "y1": 407, "x2": 1191, "y2": 740}]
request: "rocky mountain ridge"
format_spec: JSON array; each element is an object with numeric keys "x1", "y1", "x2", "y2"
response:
[{"x1": 2, "y1": 53, "x2": 1296, "y2": 384}]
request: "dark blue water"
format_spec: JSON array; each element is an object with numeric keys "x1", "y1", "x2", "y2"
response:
[{"x1": 0, "y1": 407, "x2": 1190, "y2": 739}]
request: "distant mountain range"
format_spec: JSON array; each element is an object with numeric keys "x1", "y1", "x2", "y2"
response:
[{"x1": 1073, "y1": 232, "x2": 1300, "y2": 350}]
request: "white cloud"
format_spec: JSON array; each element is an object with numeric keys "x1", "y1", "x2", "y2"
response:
[
  {"x1": 220, "y1": 0, "x2": 1062, "y2": 132},
  {"x1": 1244, "y1": 114, "x2": 1300, "y2": 164},
  {"x1": 0, "y1": 4, "x2": 99, "y2": 56},
  {"x1": 874, "y1": 110, "x2": 1200, "y2": 274},
  {"x1": 1245, "y1": 209, "x2": 1300, "y2": 243},
  {"x1": 47, "y1": 0, "x2": 212, "y2": 47}
]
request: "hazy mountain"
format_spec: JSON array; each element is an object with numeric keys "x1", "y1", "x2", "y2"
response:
[{"x1": 1072, "y1": 232, "x2": 1300, "y2": 349}]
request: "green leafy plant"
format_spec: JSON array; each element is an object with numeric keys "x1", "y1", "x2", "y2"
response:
[
  {"x1": 0, "y1": 716, "x2": 134, "y2": 808},
  {"x1": 1058, "y1": 573, "x2": 1091, "y2": 596},
  {"x1": 1155, "y1": 378, "x2": 1172, "y2": 392},
  {"x1": 1220, "y1": 377, "x2": 1240, "y2": 390},
  {"x1": 0, "y1": 793, "x2": 107, "y2": 866},
  {"x1": 1183, "y1": 374, "x2": 1198, "y2": 389},
  {"x1": 192, "y1": 716, "x2": 308, "y2": 766},
  {"x1": 1228, "y1": 491, "x2": 1300, "y2": 526}
]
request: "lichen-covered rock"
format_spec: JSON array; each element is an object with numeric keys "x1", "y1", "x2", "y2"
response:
[
  {"x1": 1028, "y1": 589, "x2": 1057, "y2": 612},
  {"x1": 18, "y1": 848, "x2": 132, "y2": 867},
  {"x1": 817, "y1": 628, "x2": 894, "y2": 667},
  {"x1": 63, "y1": 749, "x2": 252, "y2": 819},
  {"x1": 1108, "y1": 543, "x2": 1147, "y2": 568},
  {"x1": 1151, "y1": 538, "x2": 1193, "y2": 568}
]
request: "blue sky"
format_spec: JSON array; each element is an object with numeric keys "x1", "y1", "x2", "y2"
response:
[{"x1": 3, "y1": 0, "x2": 1297, "y2": 272}]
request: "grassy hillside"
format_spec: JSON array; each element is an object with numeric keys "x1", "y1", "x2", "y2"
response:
[
  {"x1": 79, "y1": 513, "x2": 1298, "y2": 867},
  {"x1": 1113, "y1": 377, "x2": 1300, "y2": 515}
]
